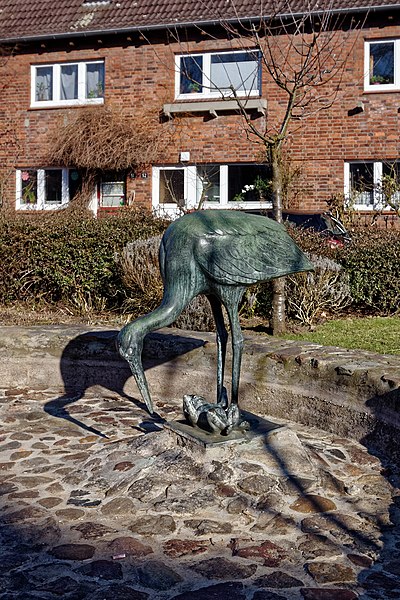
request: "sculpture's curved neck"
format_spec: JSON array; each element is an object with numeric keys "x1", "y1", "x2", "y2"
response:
[
  {"x1": 134, "y1": 295, "x2": 189, "y2": 337},
  {"x1": 122, "y1": 294, "x2": 192, "y2": 415}
]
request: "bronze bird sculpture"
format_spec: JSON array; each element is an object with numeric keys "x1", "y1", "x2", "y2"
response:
[{"x1": 117, "y1": 209, "x2": 313, "y2": 417}]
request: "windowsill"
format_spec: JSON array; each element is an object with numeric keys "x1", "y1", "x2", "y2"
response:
[
  {"x1": 17, "y1": 204, "x2": 67, "y2": 210},
  {"x1": 364, "y1": 87, "x2": 399, "y2": 93},
  {"x1": 176, "y1": 91, "x2": 261, "y2": 101},
  {"x1": 351, "y1": 205, "x2": 395, "y2": 212},
  {"x1": 154, "y1": 202, "x2": 273, "y2": 211},
  {"x1": 207, "y1": 201, "x2": 273, "y2": 210},
  {"x1": 163, "y1": 98, "x2": 267, "y2": 118},
  {"x1": 98, "y1": 206, "x2": 125, "y2": 210},
  {"x1": 30, "y1": 99, "x2": 104, "y2": 110}
]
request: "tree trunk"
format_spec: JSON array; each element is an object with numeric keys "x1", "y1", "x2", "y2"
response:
[
  {"x1": 270, "y1": 144, "x2": 286, "y2": 335},
  {"x1": 272, "y1": 276, "x2": 285, "y2": 334}
]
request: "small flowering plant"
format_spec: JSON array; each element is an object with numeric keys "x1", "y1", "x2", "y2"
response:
[
  {"x1": 233, "y1": 176, "x2": 271, "y2": 202},
  {"x1": 233, "y1": 184, "x2": 255, "y2": 202},
  {"x1": 21, "y1": 170, "x2": 37, "y2": 204}
]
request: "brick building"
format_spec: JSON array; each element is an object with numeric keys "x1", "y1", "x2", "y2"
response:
[{"x1": 0, "y1": 0, "x2": 400, "y2": 218}]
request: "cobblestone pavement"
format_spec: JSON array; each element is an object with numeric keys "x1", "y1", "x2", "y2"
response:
[{"x1": 0, "y1": 386, "x2": 399, "y2": 600}]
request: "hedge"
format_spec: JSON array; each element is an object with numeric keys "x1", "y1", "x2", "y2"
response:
[
  {"x1": 0, "y1": 210, "x2": 398, "y2": 319},
  {"x1": 0, "y1": 209, "x2": 168, "y2": 312},
  {"x1": 289, "y1": 227, "x2": 400, "y2": 317},
  {"x1": 337, "y1": 229, "x2": 400, "y2": 315}
]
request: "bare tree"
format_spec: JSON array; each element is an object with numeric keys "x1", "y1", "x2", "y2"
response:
[{"x1": 162, "y1": 1, "x2": 363, "y2": 332}]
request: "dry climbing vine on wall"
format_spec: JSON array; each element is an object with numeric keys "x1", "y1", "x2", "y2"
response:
[{"x1": 48, "y1": 106, "x2": 172, "y2": 171}]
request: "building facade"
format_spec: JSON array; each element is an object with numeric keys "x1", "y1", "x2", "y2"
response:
[{"x1": 0, "y1": 0, "x2": 400, "y2": 218}]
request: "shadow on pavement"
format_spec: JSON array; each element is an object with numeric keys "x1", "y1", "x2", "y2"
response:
[{"x1": 43, "y1": 329, "x2": 205, "y2": 438}]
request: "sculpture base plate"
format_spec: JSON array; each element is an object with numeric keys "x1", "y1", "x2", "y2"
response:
[{"x1": 164, "y1": 411, "x2": 283, "y2": 449}]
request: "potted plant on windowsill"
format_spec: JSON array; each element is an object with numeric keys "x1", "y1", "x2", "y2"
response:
[
  {"x1": 188, "y1": 82, "x2": 201, "y2": 93},
  {"x1": 370, "y1": 75, "x2": 390, "y2": 85}
]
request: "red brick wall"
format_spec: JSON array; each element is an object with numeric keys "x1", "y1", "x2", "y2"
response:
[
  {"x1": 284, "y1": 20, "x2": 400, "y2": 210},
  {"x1": 1, "y1": 16, "x2": 400, "y2": 214}
]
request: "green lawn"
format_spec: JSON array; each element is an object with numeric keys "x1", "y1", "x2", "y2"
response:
[{"x1": 283, "y1": 316, "x2": 400, "y2": 356}]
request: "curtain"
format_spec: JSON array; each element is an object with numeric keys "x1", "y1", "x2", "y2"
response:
[
  {"x1": 60, "y1": 65, "x2": 78, "y2": 100},
  {"x1": 35, "y1": 67, "x2": 53, "y2": 101},
  {"x1": 211, "y1": 53, "x2": 258, "y2": 94}
]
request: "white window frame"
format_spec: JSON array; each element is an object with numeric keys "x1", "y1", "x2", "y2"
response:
[
  {"x1": 31, "y1": 60, "x2": 105, "y2": 108},
  {"x1": 344, "y1": 161, "x2": 398, "y2": 210},
  {"x1": 364, "y1": 39, "x2": 400, "y2": 91},
  {"x1": 152, "y1": 164, "x2": 272, "y2": 218},
  {"x1": 175, "y1": 50, "x2": 261, "y2": 101},
  {"x1": 152, "y1": 166, "x2": 197, "y2": 218},
  {"x1": 98, "y1": 175, "x2": 126, "y2": 208},
  {"x1": 16, "y1": 168, "x2": 70, "y2": 210}
]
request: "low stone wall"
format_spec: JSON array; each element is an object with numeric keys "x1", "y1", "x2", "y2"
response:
[{"x1": 0, "y1": 324, "x2": 399, "y2": 463}]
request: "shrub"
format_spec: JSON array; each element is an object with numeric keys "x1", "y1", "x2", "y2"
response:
[
  {"x1": 118, "y1": 236, "x2": 164, "y2": 316},
  {"x1": 1, "y1": 210, "x2": 399, "y2": 324},
  {"x1": 248, "y1": 255, "x2": 352, "y2": 327},
  {"x1": 338, "y1": 229, "x2": 400, "y2": 315},
  {"x1": 118, "y1": 235, "x2": 215, "y2": 330},
  {"x1": 288, "y1": 226, "x2": 400, "y2": 317},
  {"x1": 49, "y1": 106, "x2": 172, "y2": 172},
  {"x1": 241, "y1": 228, "x2": 344, "y2": 325},
  {"x1": 0, "y1": 209, "x2": 168, "y2": 313},
  {"x1": 286, "y1": 255, "x2": 352, "y2": 326}
]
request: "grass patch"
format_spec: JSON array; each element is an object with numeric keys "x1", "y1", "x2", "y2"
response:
[{"x1": 284, "y1": 316, "x2": 400, "y2": 356}]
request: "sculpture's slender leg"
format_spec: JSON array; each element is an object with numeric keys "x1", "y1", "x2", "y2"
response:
[
  {"x1": 207, "y1": 295, "x2": 228, "y2": 404},
  {"x1": 224, "y1": 290, "x2": 245, "y2": 405},
  {"x1": 230, "y1": 316, "x2": 244, "y2": 405}
]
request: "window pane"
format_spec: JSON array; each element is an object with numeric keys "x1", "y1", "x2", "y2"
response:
[
  {"x1": 197, "y1": 166, "x2": 220, "y2": 202},
  {"x1": 382, "y1": 162, "x2": 400, "y2": 203},
  {"x1": 159, "y1": 170, "x2": 185, "y2": 205},
  {"x1": 35, "y1": 66, "x2": 53, "y2": 101},
  {"x1": 45, "y1": 169, "x2": 62, "y2": 204},
  {"x1": 369, "y1": 42, "x2": 394, "y2": 85},
  {"x1": 100, "y1": 172, "x2": 125, "y2": 207},
  {"x1": 86, "y1": 62, "x2": 104, "y2": 98},
  {"x1": 210, "y1": 52, "x2": 259, "y2": 94},
  {"x1": 228, "y1": 165, "x2": 271, "y2": 202},
  {"x1": 100, "y1": 182, "x2": 125, "y2": 207},
  {"x1": 382, "y1": 162, "x2": 400, "y2": 179},
  {"x1": 21, "y1": 170, "x2": 38, "y2": 204},
  {"x1": 180, "y1": 56, "x2": 203, "y2": 94},
  {"x1": 349, "y1": 162, "x2": 374, "y2": 205},
  {"x1": 60, "y1": 64, "x2": 78, "y2": 100}
]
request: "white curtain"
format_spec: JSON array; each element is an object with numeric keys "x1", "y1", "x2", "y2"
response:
[
  {"x1": 211, "y1": 53, "x2": 258, "y2": 93},
  {"x1": 60, "y1": 65, "x2": 78, "y2": 100},
  {"x1": 35, "y1": 67, "x2": 53, "y2": 101}
]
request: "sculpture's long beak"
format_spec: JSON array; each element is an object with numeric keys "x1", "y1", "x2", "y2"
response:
[
  {"x1": 126, "y1": 353, "x2": 154, "y2": 415},
  {"x1": 117, "y1": 326, "x2": 154, "y2": 415}
]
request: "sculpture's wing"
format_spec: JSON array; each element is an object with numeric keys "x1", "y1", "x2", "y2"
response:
[{"x1": 193, "y1": 211, "x2": 313, "y2": 286}]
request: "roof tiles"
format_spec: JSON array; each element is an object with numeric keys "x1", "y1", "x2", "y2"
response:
[{"x1": 0, "y1": 0, "x2": 400, "y2": 42}]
